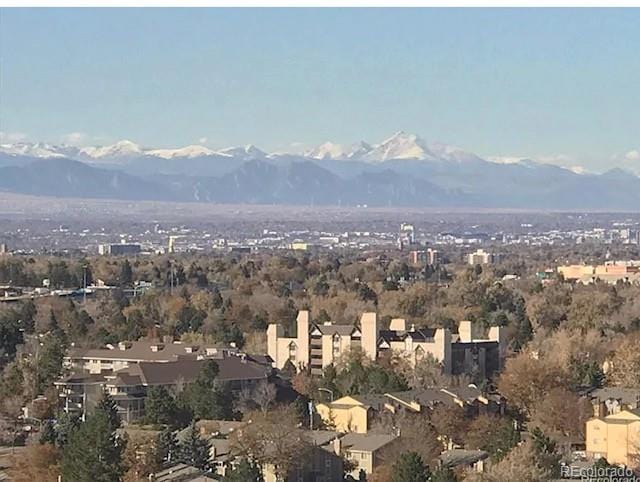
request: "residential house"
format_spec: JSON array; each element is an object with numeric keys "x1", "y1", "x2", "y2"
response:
[
  {"x1": 315, "y1": 386, "x2": 504, "y2": 434},
  {"x1": 339, "y1": 432, "x2": 399, "y2": 477},
  {"x1": 315, "y1": 395, "x2": 389, "y2": 434}
]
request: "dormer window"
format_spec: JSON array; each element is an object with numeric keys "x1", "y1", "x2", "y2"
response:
[{"x1": 150, "y1": 343, "x2": 164, "y2": 352}]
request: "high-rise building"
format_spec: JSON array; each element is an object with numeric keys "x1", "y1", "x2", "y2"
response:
[
  {"x1": 98, "y1": 242, "x2": 141, "y2": 256},
  {"x1": 467, "y1": 249, "x2": 494, "y2": 265},
  {"x1": 397, "y1": 223, "x2": 415, "y2": 250}
]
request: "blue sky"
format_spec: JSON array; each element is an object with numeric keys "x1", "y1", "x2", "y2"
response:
[{"x1": 1, "y1": 8, "x2": 639, "y2": 170}]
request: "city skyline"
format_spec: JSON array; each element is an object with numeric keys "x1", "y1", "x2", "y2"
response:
[{"x1": 1, "y1": 8, "x2": 639, "y2": 172}]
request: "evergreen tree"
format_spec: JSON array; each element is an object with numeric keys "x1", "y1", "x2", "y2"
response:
[
  {"x1": 223, "y1": 457, "x2": 264, "y2": 482},
  {"x1": 53, "y1": 412, "x2": 80, "y2": 448},
  {"x1": 35, "y1": 331, "x2": 66, "y2": 394},
  {"x1": 144, "y1": 385, "x2": 178, "y2": 425},
  {"x1": 96, "y1": 391, "x2": 120, "y2": 431},
  {"x1": 119, "y1": 259, "x2": 133, "y2": 287},
  {"x1": 178, "y1": 422, "x2": 210, "y2": 471},
  {"x1": 184, "y1": 359, "x2": 237, "y2": 420},
  {"x1": 60, "y1": 409, "x2": 126, "y2": 482},
  {"x1": 39, "y1": 420, "x2": 57, "y2": 445},
  {"x1": 431, "y1": 467, "x2": 458, "y2": 482},
  {"x1": 391, "y1": 451, "x2": 431, "y2": 482},
  {"x1": 156, "y1": 426, "x2": 179, "y2": 466}
]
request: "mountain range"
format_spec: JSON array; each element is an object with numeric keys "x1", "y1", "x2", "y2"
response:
[{"x1": 1, "y1": 132, "x2": 639, "y2": 209}]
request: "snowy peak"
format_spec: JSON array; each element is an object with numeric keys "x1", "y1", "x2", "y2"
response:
[
  {"x1": 217, "y1": 144, "x2": 267, "y2": 160},
  {"x1": 305, "y1": 141, "x2": 373, "y2": 160},
  {"x1": 362, "y1": 131, "x2": 435, "y2": 162},
  {"x1": 79, "y1": 140, "x2": 143, "y2": 159},
  {"x1": 146, "y1": 145, "x2": 215, "y2": 159},
  {"x1": 0, "y1": 142, "x2": 65, "y2": 159}
]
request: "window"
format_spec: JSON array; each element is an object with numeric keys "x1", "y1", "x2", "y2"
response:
[
  {"x1": 415, "y1": 345, "x2": 425, "y2": 362},
  {"x1": 332, "y1": 334, "x2": 341, "y2": 356},
  {"x1": 289, "y1": 341, "x2": 297, "y2": 362}
]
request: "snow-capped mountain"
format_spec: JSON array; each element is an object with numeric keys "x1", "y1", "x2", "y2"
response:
[
  {"x1": 305, "y1": 141, "x2": 372, "y2": 160},
  {"x1": 358, "y1": 131, "x2": 437, "y2": 162},
  {"x1": 217, "y1": 144, "x2": 267, "y2": 160},
  {"x1": 2, "y1": 133, "x2": 640, "y2": 209},
  {"x1": 303, "y1": 132, "x2": 479, "y2": 163},
  {"x1": 146, "y1": 145, "x2": 216, "y2": 159},
  {"x1": 0, "y1": 142, "x2": 66, "y2": 159},
  {"x1": 78, "y1": 140, "x2": 143, "y2": 160}
]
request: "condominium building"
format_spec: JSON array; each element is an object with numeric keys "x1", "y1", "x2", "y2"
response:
[
  {"x1": 586, "y1": 409, "x2": 640, "y2": 466},
  {"x1": 267, "y1": 311, "x2": 505, "y2": 377},
  {"x1": 467, "y1": 249, "x2": 497, "y2": 265},
  {"x1": 56, "y1": 352, "x2": 272, "y2": 423}
]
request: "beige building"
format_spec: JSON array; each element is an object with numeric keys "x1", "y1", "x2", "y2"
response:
[
  {"x1": 316, "y1": 386, "x2": 504, "y2": 436},
  {"x1": 340, "y1": 432, "x2": 399, "y2": 476},
  {"x1": 467, "y1": 249, "x2": 494, "y2": 265},
  {"x1": 316, "y1": 395, "x2": 389, "y2": 434},
  {"x1": 558, "y1": 261, "x2": 640, "y2": 285},
  {"x1": 586, "y1": 409, "x2": 640, "y2": 466},
  {"x1": 268, "y1": 311, "x2": 505, "y2": 378}
]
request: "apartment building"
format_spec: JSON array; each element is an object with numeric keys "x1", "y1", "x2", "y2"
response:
[
  {"x1": 467, "y1": 249, "x2": 496, "y2": 265},
  {"x1": 267, "y1": 311, "x2": 505, "y2": 378},
  {"x1": 65, "y1": 340, "x2": 235, "y2": 374},
  {"x1": 56, "y1": 351, "x2": 272, "y2": 423},
  {"x1": 586, "y1": 408, "x2": 640, "y2": 466}
]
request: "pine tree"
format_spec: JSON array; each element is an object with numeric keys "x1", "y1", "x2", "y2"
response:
[
  {"x1": 178, "y1": 422, "x2": 210, "y2": 471},
  {"x1": 223, "y1": 457, "x2": 264, "y2": 482},
  {"x1": 60, "y1": 409, "x2": 126, "y2": 482},
  {"x1": 96, "y1": 391, "x2": 120, "y2": 431},
  {"x1": 119, "y1": 259, "x2": 133, "y2": 287},
  {"x1": 184, "y1": 359, "x2": 238, "y2": 420},
  {"x1": 431, "y1": 467, "x2": 458, "y2": 482},
  {"x1": 391, "y1": 451, "x2": 431, "y2": 482},
  {"x1": 39, "y1": 420, "x2": 57, "y2": 445},
  {"x1": 156, "y1": 426, "x2": 179, "y2": 466},
  {"x1": 144, "y1": 385, "x2": 178, "y2": 425},
  {"x1": 54, "y1": 412, "x2": 80, "y2": 448}
]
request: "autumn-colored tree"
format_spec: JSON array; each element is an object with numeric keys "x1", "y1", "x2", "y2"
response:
[
  {"x1": 606, "y1": 333, "x2": 640, "y2": 387},
  {"x1": 231, "y1": 406, "x2": 311, "y2": 480},
  {"x1": 529, "y1": 387, "x2": 593, "y2": 442},
  {"x1": 8, "y1": 443, "x2": 61, "y2": 482},
  {"x1": 497, "y1": 350, "x2": 570, "y2": 415},
  {"x1": 465, "y1": 414, "x2": 519, "y2": 462}
]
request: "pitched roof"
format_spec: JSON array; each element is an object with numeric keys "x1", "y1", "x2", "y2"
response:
[
  {"x1": 439, "y1": 449, "x2": 489, "y2": 468},
  {"x1": 340, "y1": 432, "x2": 398, "y2": 453},
  {"x1": 314, "y1": 324, "x2": 358, "y2": 337},
  {"x1": 154, "y1": 463, "x2": 217, "y2": 482},
  {"x1": 66, "y1": 340, "x2": 232, "y2": 363},
  {"x1": 60, "y1": 354, "x2": 270, "y2": 388},
  {"x1": 590, "y1": 387, "x2": 640, "y2": 406}
]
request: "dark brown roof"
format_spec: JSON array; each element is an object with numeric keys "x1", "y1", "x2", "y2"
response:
[{"x1": 66, "y1": 340, "x2": 232, "y2": 363}]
